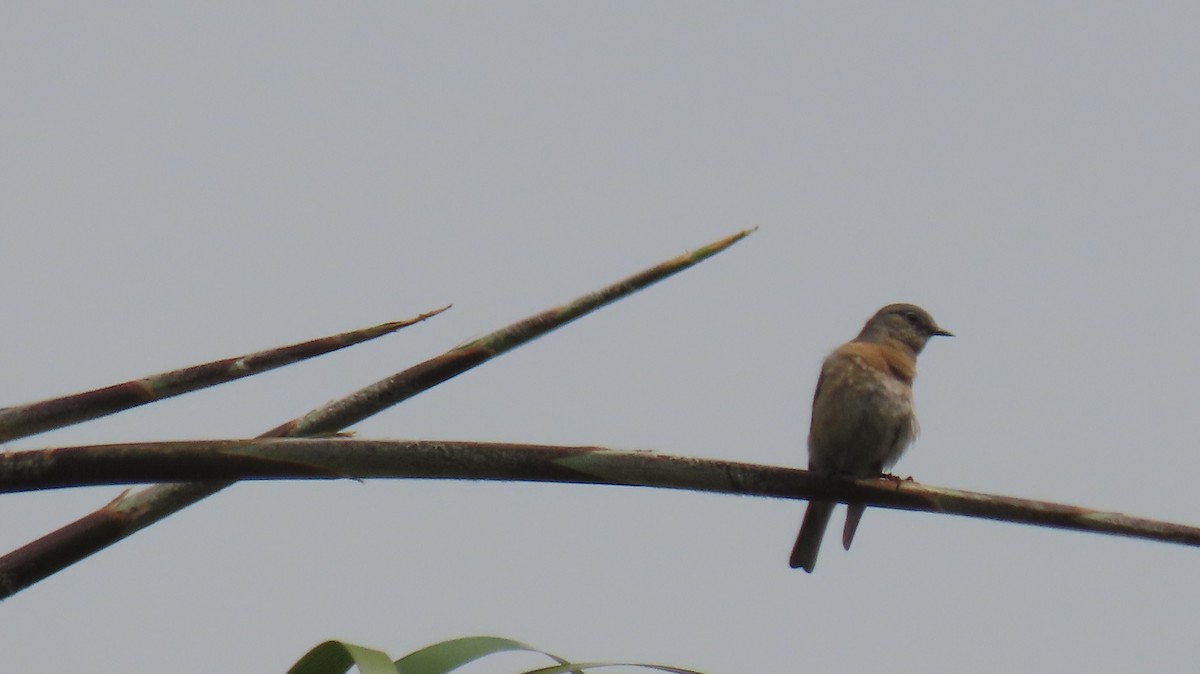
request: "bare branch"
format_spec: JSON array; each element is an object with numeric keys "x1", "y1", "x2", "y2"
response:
[
  {"x1": 0, "y1": 307, "x2": 448, "y2": 443},
  {"x1": 0, "y1": 229, "x2": 755, "y2": 600},
  {"x1": 2, "y1": 438, "x2": 1195, "y2": 549}
]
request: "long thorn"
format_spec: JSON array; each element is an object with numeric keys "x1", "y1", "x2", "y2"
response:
[{"x1": 0, "y1": 230, "x2": 753, "y2": 599}]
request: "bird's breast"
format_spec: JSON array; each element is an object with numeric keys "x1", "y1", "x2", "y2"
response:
[{"x1": 807, "y1": 345, "x2": 917, "y2": 476}]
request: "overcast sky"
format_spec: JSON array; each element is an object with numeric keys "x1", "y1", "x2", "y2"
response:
[{"x1": 3, "y1": 4, "x2": 1198, "y2": 673}]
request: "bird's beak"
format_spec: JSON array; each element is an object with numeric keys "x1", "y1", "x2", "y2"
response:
[{"x1": 932, "y1": 327, "x2": 954, "y2": 337}]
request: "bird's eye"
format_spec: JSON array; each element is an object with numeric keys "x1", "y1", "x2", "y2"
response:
[{"x1": 903, "y1": 311, "x2": 919, "y2": 324}]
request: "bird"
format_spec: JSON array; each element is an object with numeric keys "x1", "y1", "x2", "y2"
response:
[{"x1": 789, "y1": 303, "x2": 951, "y2": 572}]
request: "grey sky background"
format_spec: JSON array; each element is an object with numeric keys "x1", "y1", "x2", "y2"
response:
[{"x1": 3, "y1": 4, "x2": 1198, "y2": 672}]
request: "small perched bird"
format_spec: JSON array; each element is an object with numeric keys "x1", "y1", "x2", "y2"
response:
[{"x1": 789, "y1": 303, "x2": 951, "y2": 572}]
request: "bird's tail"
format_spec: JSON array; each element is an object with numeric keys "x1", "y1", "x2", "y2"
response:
[
  {"x1": 842, "y1": 503, "x2": 866, "y2": 550},
  {"x1": 789, "y1": 500, "x2": 835, "y2": 572}
]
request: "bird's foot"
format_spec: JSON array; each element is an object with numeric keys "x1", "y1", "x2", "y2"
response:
[{"x1": 879, "y1": 473, "x2": 915, "y2": 489}]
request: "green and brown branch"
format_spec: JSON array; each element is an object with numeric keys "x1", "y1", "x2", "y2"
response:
[
  {"x1": 0, "y1": 229, "x2": 755, "y2": 600},
  {"x1": 0, "y1": 308, "x2": 449, "y2": 443},
  {"x1": 3, "y1": 438, "x2": 1197, "y2": 548}
]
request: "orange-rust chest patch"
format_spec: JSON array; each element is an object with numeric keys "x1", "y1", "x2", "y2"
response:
[{"x1": 834, "y1": 341, "x2": 916, "y2": 385}]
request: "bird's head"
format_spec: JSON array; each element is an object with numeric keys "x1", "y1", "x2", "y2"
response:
[{"x1": 857, "y1": 303, "x2": 952, "y2": 356}]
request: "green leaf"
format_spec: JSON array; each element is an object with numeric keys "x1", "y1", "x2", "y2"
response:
[
  {"x1": 394, "y1": 636, "x2": 571, "y2": 674},
  {"x1": 288, "y1": 640, "x2": 399, "y2": 674},
  {"x1": 288, "y1": 637, "x2": 712, "y2": 674}
]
